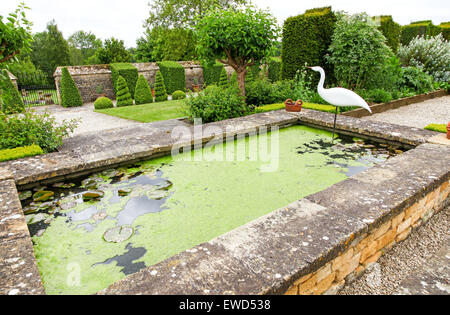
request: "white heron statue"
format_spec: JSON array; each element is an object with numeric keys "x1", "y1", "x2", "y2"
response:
[{"x1": 307, "y1": 66, "x2": 372, "y2": 142}]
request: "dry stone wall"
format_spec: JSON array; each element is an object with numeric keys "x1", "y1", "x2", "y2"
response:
[{"x1": 54, "y1": 62, "x2": 235, "y2": 104}]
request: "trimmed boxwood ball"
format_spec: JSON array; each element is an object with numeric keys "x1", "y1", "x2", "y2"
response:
[
  {"x1": 0, "y1": 70, "x2": 25, "y2": 114},
  {"x1": 94, "y1": 97, "x2": 114, "y2": 110},
  {"x1": 115, "y1": 75, "x2": 134, "y2": 107},
  {"x1": 134, "y1": 75, "x2": 153, "y2": 105},
  {"x1": 60, "y1": 67, "x2": 83, "y2": 107},
  {"x1": 154, "y1": 71, "x2": 168, "y2": 102},
  {"x1": 172, "y1": 90, "x2": 186, "y2": 100}
]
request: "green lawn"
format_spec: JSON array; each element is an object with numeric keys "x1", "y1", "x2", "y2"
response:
[
  {"x1": 96, "y1": 99, "x2": 187, "y2": 123},
  {"x1": 424, "y1": 124, "x2": 447, "y2": 133}
]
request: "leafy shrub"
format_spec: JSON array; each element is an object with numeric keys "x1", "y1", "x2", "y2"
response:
[
  {"x1": 0, "y1": 145, "x2": 43, "y2": 162},
  {"x1": 154, "y1": 71, "x2": 168, "y2": 102},
  {"x1": 110, "y1": 63, "x2": 138, "y2": 99},
  {"x1": 186, "y1": 85, "x2": 248, "y2": 123},
  {"x1": 115, "y1": 75, "x2": 133, "y2": 107},
  {"x1": 358, "y1": 89, "x2": 393, "y2": 104},
  {"x1": 172, "y1": 90, "x2": 186, "y2": 100},
  {"x1": 248, "y1": 64, "x2": 260, "y2": 80},
  {"x1": 94, "y1": 97, "x2": 114, "y2": 110},
  {"x1": 282, "y1": 7, "x2": 336, "y2": 82},
  {"x1": 400, "y1": 21, "x2": 441, "y2": 45},
  {"x1": 373, "y1": 16, "x2": 401, "y2": 53},
  {"x1": 268, "y1": 57, "x2": 282, "y2": 82},
  {"x1": 60, "y1": 67, "x2": 82, "y2": 107},
  {"x1": 134, "y1": 75, "x2": 153, "y2": 105},
  {"x1": 246, "y1": 78, "x2": 294, "y2": 107},
  {"x1": 398, "y1": 34, "x2": 450, "y2": 82},
  {"x1": 0, "y1": 70, "x2": 25, "y2": 114},
  {"x1": 327, "y1": 13, "x2": 394, "y2": 90},
  {"x1": 219, "y1": 68, "x2": 229, "y2": 88},
  {"x1": 400, "y1": 67, "x2": 434, "y2": 93},
  {"x1": 0, "y1": 110, "x2": 78, "y2": 152},
  {"x1": 157, "y1": 61, "x2": 185, "y2": 94},
  {"x1": 201, "y1": 61, "x2": 224, "y2": 86}
]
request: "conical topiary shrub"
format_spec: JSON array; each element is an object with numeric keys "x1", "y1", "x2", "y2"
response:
[
  {"x1": 219, "y1": 67, "x2": 229, "y2": 89},
  {"x1": 60, "y1": 67, "x2": 83, "y2": 107},
  {"x1": 0, "y1": 70, "x2": 25, "y2": 114},
  {"x1": 134, "y1": 75, "x2": 153, "y2": 105},
  {"x1": 245, "y1": 70, "x2": 254, "y2": 85},
  {"x1": 116, "y1": 75, "x2": 134, "y2": 107},
  {"x1": 154, "y1": 70, "x2": 168, "y2": 102}
]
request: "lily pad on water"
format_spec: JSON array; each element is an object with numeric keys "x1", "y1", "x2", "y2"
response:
[
  {"x1": 33, "y1": 191, "x2": 55, "y2": 202},
  {"x1": 103, "y1": 226, "x2": 134, "y2": 243},
  {"x1": 19, "y1": 191, "x2": 33, "y2": 201},
  {"x1": 118, "y1": 188, "x2": 132, "y2": 196},
  {"x1": 52, "y1": 182, "x2": 76, "y2": 189},
  {"x1": 146, "y1": 189, "x2": 169, "y2": 200},
  {"x1": 82, "y1": 190, "x2": 105, "y2": 201}
]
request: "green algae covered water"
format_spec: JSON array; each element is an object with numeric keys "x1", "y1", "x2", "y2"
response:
[{"x1": 20, "y1": 125, "x2": 399, "y2": 295}]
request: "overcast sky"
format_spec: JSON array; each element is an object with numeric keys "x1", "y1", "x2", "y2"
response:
[{"x1": 1, "y1": 0, "x2": 449, "y2": 47}]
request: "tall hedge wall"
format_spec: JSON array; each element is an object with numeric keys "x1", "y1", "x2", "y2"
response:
[
  {"x1": 400, "y1": 21, "x2": 441, "y2": 45},
  {"x1": 157, "y1": 61, "x2": 185, "y2": 94},
  {"x1": 110, "y1": 63, "x2": 138, "y2": 99},
  {"x1": 268, "y1": 57, "x2": 282, "y2": 82},
  {"x1": 281, "y1": 6, "x2": 336, "y2": 82},
  {"x1": 373, "y1": 16, "x2": 401, "y2": 53},
  {"x1": 439, "y1": 22, "x2": 450, "y2": 40},
  {"x1": 201, "y1": 61, "x2": 225, "y2": 86}
]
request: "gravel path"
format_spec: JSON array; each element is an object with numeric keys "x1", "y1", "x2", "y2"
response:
[
  {"x1": 363, "y1": 95, "x2": 450, "y2": 129},
  {"x1": 32, "y1": 103, "x2": 142, "y2": 137},
  {"x1": 339, "y1": 205, "x2": 449, "y2": 295}
]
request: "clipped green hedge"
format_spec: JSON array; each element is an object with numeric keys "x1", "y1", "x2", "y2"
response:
[
  {"x1": 400, "y1": 21, "x2": 441, "y2": 45},
  {"x1": 0, "y1": 70, "x2": 25, "y2": 114},
  {"x1": 60, "y1": 68, "x2": 83, "y2": 108},
  {"x1": 373, "y1": 15, "x2": 401, "y2": 53},
  {"x1": 439, "y1": 22, "x2": 450, "y2": 40},
  {"x1": 115, "y1": 75, "x2": 133, "y2": 107},
  {"x1": 134, "y1": 75, "x2": 153, "y2": 105},
  {"x1": 94, "y1": 97, "x2": 114, "y2": 110},
  {"x1": 154, "y1": 71, "x2": 168, "y2": 102},
  {"x1": 110, "y1": 63, "x2": 138, "y2": 99},
  {"x1": 268, "y1": 57, "x2": 282, "y2": 82},
  {"x1": 281, "y1": 6, "x2": 336, "y2": 82},
  {"x1": 157, "y1": 61, "x2": 185, "y2": 94},
  {"x1": 0, "y1": 145, "x2": 43, "y2": 162},
  {"x1": 201, "y1": 61, "x2": 224, "y2": 86}
]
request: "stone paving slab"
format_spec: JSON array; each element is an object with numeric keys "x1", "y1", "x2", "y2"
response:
[{"x1": 393, "y1": 240, "x2": 450, "y2": 295}]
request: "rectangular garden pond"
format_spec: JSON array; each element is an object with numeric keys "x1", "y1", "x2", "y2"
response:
[
  {"x1": 20, "y1": 125, "x2": 400, "y2": 294},
  {"x1": 1, "y1": 109, "x2": 449, "y2": 295}
]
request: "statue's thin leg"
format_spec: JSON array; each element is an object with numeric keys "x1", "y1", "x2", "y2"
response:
[{"x1": 332, "y1": 107, "x2": 338, "y2": 144}]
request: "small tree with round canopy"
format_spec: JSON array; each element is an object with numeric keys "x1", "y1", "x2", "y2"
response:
[{"x1": 194, "y1": 6, "x2": 279, "y2": 97}]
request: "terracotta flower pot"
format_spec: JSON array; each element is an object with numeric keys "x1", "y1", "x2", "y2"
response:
[
  {"x1": 447, "y1": 122, "x2": 450, "y2": 140},
  {"x1": 285, "y1": 99, "x2": 303, "y2": 112}
]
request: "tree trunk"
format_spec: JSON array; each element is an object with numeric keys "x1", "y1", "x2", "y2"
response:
[{"x1": 235, "y1": 68, "x2": 247, "y2": 97}]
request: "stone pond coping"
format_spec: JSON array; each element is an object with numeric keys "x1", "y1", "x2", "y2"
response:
[
  {"x1": 343, "y1": 89, "x2": 448, "y2": 119},
  {"x1": 0, "y1": 109, "x2": 448, "y2": 295}
]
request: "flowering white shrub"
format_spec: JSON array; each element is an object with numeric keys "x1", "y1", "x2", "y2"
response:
[{"x1": 398, "y1": 34, "x2": 450, "y2": 82}]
